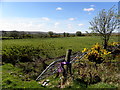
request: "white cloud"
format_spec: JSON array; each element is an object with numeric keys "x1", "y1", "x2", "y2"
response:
[
  {"x1": 90, "y1": 5, "x2": 95, "y2": 7},
  {"x1": 78, "y1": 24, "x2": 84, "y2": 26},
  {"x1": 0, "y1": 18, "x2": 90, "y2": 33},
  {"x1": 56, "y1": 7, "x2": 63, "y2": 11},
  {"x1": 0, "y1": 18, "x2": 46, "y2": 31},
  {"x1": 54, "y1": 22, "x2": 60, "y2": 28},
  {"x1": 83, "y1": 8, "x2": 95, "y2": 11},
  {"x1": 41, "y1": 17, "x2": 50, "y2": 21},
  {"x1": 68, "y1": 18, "x2": 75, "y2": 21}
]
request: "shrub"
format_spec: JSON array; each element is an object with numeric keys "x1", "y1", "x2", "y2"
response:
[
  {"x1": 82, "y1": 43, "x2": 111, "y2": 64},
  {"x1": 2, "y1": 45, "x2": 43, "y2": 65}
]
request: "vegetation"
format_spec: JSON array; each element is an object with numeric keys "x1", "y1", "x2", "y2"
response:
[
  {"x1": 82, "y1": 43, "x2": 111, "y2": 64},
  {"x1": 2, "y1": 36, "x2": 118, "y2": 63},
  {"x1": 48, "y1": 31, "x2": 54, "y2": 37},
  {"x1": 1, "y1": 36, "x2": 120, "y2": 88},
  {"x1": 76, "y1": 31, "x2": 82, "y2": 36},
  {"x1": 1, "y1": 5, "x2": 119, "y2": 89},
  {"x1": 89, "y1": 7, "x2": 119, "y2": 49},
  {"x1": 1, "y1": 37, "x2": 99, "y2": 58},
  {"x1": 2, "y1": 64, "x2": 43, "y2": 88},
  {"x1": 1, "y1": 30, "x2": 119, "y2": 40},
  {"x1": 2, "y1": 30, "x2": 76, "y2": 39}
]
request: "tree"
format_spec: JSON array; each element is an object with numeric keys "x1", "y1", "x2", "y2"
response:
[
  {"x1": 10, "y1": 30, "x2": 20, "y2": 39},
  {"x1": 48, "y1": 31, "x2": 53, "y2": 37},
  {"x1": 63, "y1": 32, "x2": 66, "y2": 37},
  {"x1": 76, "y1": 31, "x2": 82, "y2": 36},
  {"x1": 89, "y1": 7, "x2": 119, "y2": 49},
  {"x1": 66, "y1": 33, "x2": 69, "y2": 37},
  {"x1": 2, "y1": 31, "x2": 7, "y2": 37},
  {"x1": 85, "y1": 31, "x2": 90, "y2": 36},
  {"x1": 20, "y1": 31, "x2": 25, "y2": 39}
]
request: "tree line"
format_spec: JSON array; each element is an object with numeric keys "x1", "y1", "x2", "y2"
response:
[
  {"x1": 1, "y1": 30, "x2": 86, "y2": 39},
  {"x1": 1, "y1": 30, "x2": 119, "y2": 40}
]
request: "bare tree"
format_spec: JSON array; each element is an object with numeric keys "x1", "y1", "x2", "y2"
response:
[{"x1": 89, "y1": 6, "x2": 119, "y2": 49}]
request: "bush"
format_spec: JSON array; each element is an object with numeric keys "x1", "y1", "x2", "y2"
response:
[
  {"x1": 2, "y1": 45, "x2": 43, "y2": 65},
  {"x1": 88, "y1": 82, "x2": 117, "y2": 88},
  {"x1": 2, "y1": 64, "x2": 43, "y2": 88},
  {"x1": 82, "y1": 43, "x2": 111, "y2": 64}
]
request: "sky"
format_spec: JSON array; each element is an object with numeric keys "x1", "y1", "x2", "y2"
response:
[{"x1": 0, "y1": 2, "x2": 119, "y2": 33}]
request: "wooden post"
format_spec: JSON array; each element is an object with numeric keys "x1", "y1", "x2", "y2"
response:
[
  {"x1": 61, "y1": 49, "x2": 72, "y2": 85},
  {"x1": 65, "y1": 49, "x2": 72, "y2": 75}
]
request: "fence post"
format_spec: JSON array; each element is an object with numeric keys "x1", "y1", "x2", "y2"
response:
[
  {"x1": 65, "y1": 49, "x2": 72, "y2": 75},
  {"x1": 61, "y1": 49, "x2": 72, "y2": 85}
]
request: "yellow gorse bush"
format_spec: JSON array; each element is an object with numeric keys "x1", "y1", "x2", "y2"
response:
[{"x1": 82, "y1": 43, "x2": 111, "y2": 64}]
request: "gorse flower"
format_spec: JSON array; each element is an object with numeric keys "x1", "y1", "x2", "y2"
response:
[
  {"x1": 82, "y1": 48, "x2": 88, "y2": 53},
  {"x1": 112, "y1": 42, "x2": 119, "y2": 46},
  {"x1": 92, "y1": 43, "x2": 101, "y2": 51},
  {"x1": 107, "y1": 52, "x2": 111, "y2": 54},
  {"x1": 82, "y1": 43, "x2": 111, "y2": 64},
  {"x1": 100, "y1": 49, "x2": 111, "y2": 55},
  {"x1": 108, "y1": 42, "x2": 119, "y2": 46}
]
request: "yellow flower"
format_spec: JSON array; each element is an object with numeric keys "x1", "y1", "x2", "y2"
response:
[
  {"x1": 108, "y1": 52, "x2": 111, "y2": 54},
  {"x1": 101, "y1": 49, "x2": 106, "y2": 53},
  {"x1": 94, "y1": 50, "x2": 98, "y2": 54},
  {"x1": 82, "y1": 48, "x2": 88, "y2": 53},
  {"x1": 92, "y1": 43, "x2": 101, "y2": 50},
  {"x1": 91, "y1": 47, "x2": 95, "y2": 50},
  {"x1": 110, "y1": 42, "x2": 119, "y2": 46},
  {"x1": 103, "y1": 51, "x2": 111, "y2": 55},
  {"x1": 103, "y1": 51, "x2": 108, "y2": 55}
]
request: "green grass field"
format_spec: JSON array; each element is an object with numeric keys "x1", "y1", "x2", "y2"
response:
[
  {"x1": 1, "y1": 36, "x2": 120, "y2": 88},
  {"x1": 2, "y1": 36, "x2": 119, "y2": 58}
]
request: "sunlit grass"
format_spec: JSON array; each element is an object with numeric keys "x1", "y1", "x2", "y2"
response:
[{"x1": 2, "y1": 36, "x2": 119, "y2": 58}]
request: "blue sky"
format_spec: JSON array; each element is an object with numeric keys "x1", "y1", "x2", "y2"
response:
[{"x1": 0, "y1": 2, "x2": 119, "y2": 33}]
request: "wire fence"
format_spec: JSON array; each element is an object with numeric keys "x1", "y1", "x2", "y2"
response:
[{"x1": 36, "y1": 51, "x2": 87, "y2": 81}]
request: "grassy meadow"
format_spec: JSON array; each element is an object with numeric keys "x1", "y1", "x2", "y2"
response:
[
  {"x1": 1, "y1": 36, "x2": 120, "y2": 88},
  {"x1": 2, "y1": 36, "x2": 119, "y2": 58}
]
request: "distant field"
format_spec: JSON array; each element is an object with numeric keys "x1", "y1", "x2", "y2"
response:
[{"x1": 2, "y1": 36, "x2": 119, "y2": 58}]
